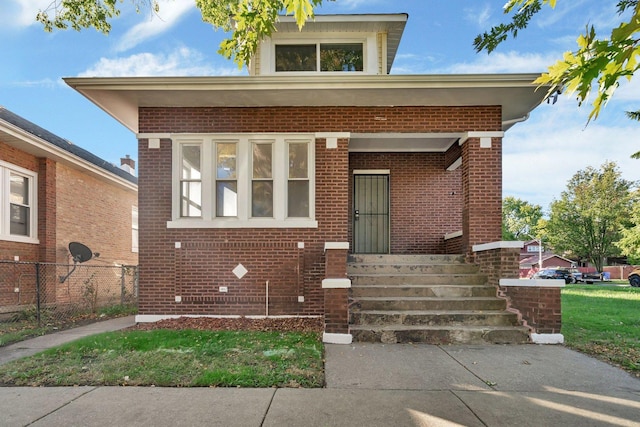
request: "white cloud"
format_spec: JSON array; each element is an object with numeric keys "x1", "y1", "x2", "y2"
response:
[
  {"x1": 464, "y1": 4, "x2": 491, "y2": 28},
  {"x1": 2, "y1": 0, "x2": 51, "y2": 27},
  {"x1": 333, "y1": 0, "x2": 378, "y2": 10},
  {"x1": 7, "y1": 77, "x2": 62, "y2": 89},
  {"x1": 116, "y1": 0, "x2": 195, "y2": 52},
  {"x1": 446, "y1": 51, "x2": 559, "y2": 74},
  {"x1": 78, "y1": 47, "x2": 242, "y2": 77}
]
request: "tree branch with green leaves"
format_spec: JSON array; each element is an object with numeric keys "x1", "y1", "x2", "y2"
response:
[
  {"x1": 36, "y1": 0, "x2": 327, "y2": 68},
  {"x1": 475, "y1": 0, "x2": 640, "y2": 123}
]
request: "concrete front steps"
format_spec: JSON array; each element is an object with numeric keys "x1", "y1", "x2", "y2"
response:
[{"x1": 348, "y1": 254, "x2": 530, "y2": 345}]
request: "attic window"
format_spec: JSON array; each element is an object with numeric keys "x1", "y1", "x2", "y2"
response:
[{"x1": 275, "y1": 43, "x2": 363, "y2": 72}]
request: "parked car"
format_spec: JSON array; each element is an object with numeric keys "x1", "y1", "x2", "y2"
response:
[
  {"x1": 568, "y1": 268, "x2": 583, "y2": 283},
  {"x1": 582, "y1": 271, "x2": 605, "y2": 283},
  {"x1": 531, "y1": 268, "x2": 574, "y2": 284},
  {"x1": 628, "y1": 269, "x2": 640, "y2": 287}
]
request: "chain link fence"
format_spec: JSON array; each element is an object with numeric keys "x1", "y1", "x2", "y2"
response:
[{"x1": 0, "y1": 261, "x2": 137, "y2": 344}]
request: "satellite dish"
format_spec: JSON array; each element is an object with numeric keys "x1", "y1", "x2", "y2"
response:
[
  {"x1": 69, "y1": 242, "x2": 93, "y2": 263},
  {"x1": 60, "y1": 242, "x2": 94, "y2": 283}
]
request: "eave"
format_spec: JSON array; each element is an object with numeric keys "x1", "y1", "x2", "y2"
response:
[{"x1": 64, "y1": 73, "x2": 549, "y2": 135}]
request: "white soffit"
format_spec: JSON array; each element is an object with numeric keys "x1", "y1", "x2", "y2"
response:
[
  {"x1": 349, "y1": 133, "x2": 461, "y2": 152},
  {"x1": 64, "y1": 74, "x2": 548, "y2": 134}
]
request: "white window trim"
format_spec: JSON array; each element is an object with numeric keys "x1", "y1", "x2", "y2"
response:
[
  {"x1": 168, "y1": 133, "x2": 317, "y2": 229},
  {"x1": 260, "y1": 32, "x2": 377, "y2": 75},
  {"x1": 132, "y1": 205, "x2": 139, "y2": 253},
  {"x1": 0, "y1": 160, "x2": 39, "y2": 244}
]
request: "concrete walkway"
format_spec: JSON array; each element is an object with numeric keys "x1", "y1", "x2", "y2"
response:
[{"x1": 1, "y1": 317, "x2": 639, "y2": 426}]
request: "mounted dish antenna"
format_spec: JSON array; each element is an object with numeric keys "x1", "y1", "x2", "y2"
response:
[{"x1": 59, "y1": 242, "x2": 95, "y2": 283}]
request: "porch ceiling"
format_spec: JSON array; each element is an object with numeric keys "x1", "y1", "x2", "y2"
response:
[
  {"x1": 64, "y1": 74, "x2": 550, "y2": 134},
  {"x1": 349, "y1": 133, "x2": 461, "y2": 152}
]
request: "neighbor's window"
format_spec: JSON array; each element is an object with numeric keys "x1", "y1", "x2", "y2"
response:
[
  {"x1": 275, "y1": 42, "x2": 363, "y2": 72},
  {"x1": 1, "y1": 161, "x2": 37, "y2": 243},
  {"x1": 180, "y1": 144, "x2": 202, "y2": 217},
  {"x1": 131, "y1": 206, "x2": 139, "y2": 253},
  {"x1": 171, "y1": 134, "x2": 316, "y2": 228}
]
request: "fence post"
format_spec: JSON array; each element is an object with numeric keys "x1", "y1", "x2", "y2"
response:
[
  {"x1": 34, "y1": 263, "x2": 41, "y2": 327},
  {"x1": 121, "y1": 265, "x2": 126, "y2": 305}
]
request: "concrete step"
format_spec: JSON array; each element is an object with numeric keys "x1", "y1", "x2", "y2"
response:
[
  {"x1": 354, "y1": 297, "x2": 507, "y2": 311},
  {"x1": 350, "y1": 324, "x2": 530, "y2": 345},
  {"x1": 350, "y1": 310, "x2": 520, "y2": 327},
  {"x1": 348, "y1": 254, "x2": 466, "y2": 264},
  {"x1": 351, "y1": 284, "x2": 497, "y2": 298},
  {"x1": 347, "y1": 263, "x2": 479, "y2": 275},
  {"x1": 350, "y1": 274, "x2": 487, "y2": 286}
]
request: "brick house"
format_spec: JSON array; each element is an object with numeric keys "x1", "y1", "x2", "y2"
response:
[
  {"x1": 66, "y1": 14, "x2": 559, "y2": 344},
  {"x1": 0, "y1": 106, "x2": 138, "y2": 266}
]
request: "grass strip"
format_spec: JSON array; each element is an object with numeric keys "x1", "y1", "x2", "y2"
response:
[
  {"x1": 562, "y1": 284, "x2": 640, "y2": 376},
  {"x1": 0, "y1": 329, "x2": 324, "y2": 387}
]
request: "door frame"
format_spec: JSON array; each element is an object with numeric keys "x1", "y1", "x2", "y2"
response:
[{"x1": 352, "y1": 169, "x2": 391, "y2": 254}]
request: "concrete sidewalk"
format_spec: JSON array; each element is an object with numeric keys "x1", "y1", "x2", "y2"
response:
[{"x1": 0, "y1": 317, "x2": 639, "y2": 426}]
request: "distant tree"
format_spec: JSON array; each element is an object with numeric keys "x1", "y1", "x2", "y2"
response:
[
  {"x1": 616, "y1": 190, "x2": 640, "y2": 263},
  {"x1": 502, "y1": 197, "x2": 544, "y2": 241},
  {"x1": 475, "y1": 1, "x2": 640, "y2": 123},
  {"x1": 546, "y1": 161, "x2": 634, "y2": 272}
]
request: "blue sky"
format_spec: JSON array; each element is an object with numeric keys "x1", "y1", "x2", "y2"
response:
[{"x1": 1, "y1": 0, "x2": 639, "y2": 212}]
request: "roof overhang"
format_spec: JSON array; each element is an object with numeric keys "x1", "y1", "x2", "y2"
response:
[
  {"x1": 0, "y1": 118, "x2": 137, "y2": 192},
  {"x1": 64, "y1": 74, "x2": 549, "y2": 152}
]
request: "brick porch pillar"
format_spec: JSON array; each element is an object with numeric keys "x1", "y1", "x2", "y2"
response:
[
  {"x1": 460, "y1": 132, "x2": 503, "y2": 255},
  {"x1": 322, "y1": 242, "x2": 352, "y2": 344}
]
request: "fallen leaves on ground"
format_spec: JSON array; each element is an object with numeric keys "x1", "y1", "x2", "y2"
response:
[{"x1": 126, "y1": 316, "x2": 324, "y2": 334}]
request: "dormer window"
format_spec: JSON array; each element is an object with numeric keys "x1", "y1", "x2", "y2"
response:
[{"x1": 275, "y1": 43, "x2": 364, "y2": 72}]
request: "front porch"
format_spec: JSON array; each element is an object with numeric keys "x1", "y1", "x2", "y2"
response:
[{"x1": 323, "y1": 244, "x2": 563, "y2": 345}]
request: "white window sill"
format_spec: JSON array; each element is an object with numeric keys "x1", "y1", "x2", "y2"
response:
[
  {"x1": 167, "y1": 218, "x2": 318, "y2": 229},
  {"x1": 0, "y1": 235, "x2": 39, "y2": 245}
]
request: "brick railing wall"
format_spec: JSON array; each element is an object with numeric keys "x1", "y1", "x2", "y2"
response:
[
  {"x1": 322, "y1": 244, "x2": 350, "y2": 341},
  {"x1": 473, "y1": 242, "x2": 562, "y2": 338}
]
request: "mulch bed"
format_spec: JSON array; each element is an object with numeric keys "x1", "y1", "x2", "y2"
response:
[{"x1": 125, "y1": 316, "x2": 324, "y2": 334}]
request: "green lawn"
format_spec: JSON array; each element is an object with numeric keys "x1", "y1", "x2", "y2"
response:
[
  {"x1": 562, "y1": 284, "x2": 640, "y2": 375},
  {"x1": 0, "y1": 329, "x2": 323, "y2": 387}
]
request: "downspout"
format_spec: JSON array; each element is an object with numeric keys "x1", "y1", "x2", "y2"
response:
[{"x1": 502, "y1": 113, "x2": 530, "y2": 128}]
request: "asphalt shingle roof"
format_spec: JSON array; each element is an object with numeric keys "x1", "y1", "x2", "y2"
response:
[{"x1": 0, "y1": 106, "x2": 137, "y2": 186}]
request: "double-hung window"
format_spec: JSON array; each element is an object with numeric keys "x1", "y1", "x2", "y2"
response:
[
  {"x1": 180, "y1": 144, "x2": 202, "y2": 217},
  {"x1": 0, "y1": 160, "x2": 38, "y2": 243},
  {"x1": 170, "y1": 134, "x2": 316, "y2": 228}
]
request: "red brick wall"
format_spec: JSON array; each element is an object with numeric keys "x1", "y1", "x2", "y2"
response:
[
  {"x1": 137, "y1": 105, "x2": 501, "y2": 316},
  {"x1": 139, "y1": 106, "x2": 501, "y2": 134},
  {"x1": 0, "y1": 140, "x2": 137, "y2": 266},
  {"x1": 55, "y1": 163, "x2": 138, "y2": 266},
  {"x1": 137, "y1": 136, "x2": 349, "y2": 316},
  {"x1": 349, "y1": 153, "x2": 462, "y2": 254},
  {"x1": 462, "y1": 138, "x2": 503, "y2": 250},
  {"x1": 38, "y1": 158, "x2": 57, "y2": 263},
  {"x1": 499, "y1": 286, "x2": 562, "y2": 334}
]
